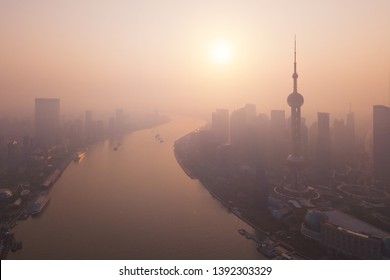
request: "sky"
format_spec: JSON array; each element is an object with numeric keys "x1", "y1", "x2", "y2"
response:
[{"x1": 0, "y1": 0, "x2": 389, "y2": 122}]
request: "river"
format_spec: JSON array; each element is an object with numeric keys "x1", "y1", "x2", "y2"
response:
[{"x1": 9, "y1": 116, "x2": 262, "y2": 259}]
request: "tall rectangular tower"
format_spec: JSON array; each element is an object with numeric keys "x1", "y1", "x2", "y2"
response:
[
  {"x1": 373, "y1": 105, "x2": 390, "y2": 189},
  {"x1": 317, "y1": 112, "x2": 331, "y2": 169},
  {"x1": 35, "y1": 98, "x2": 60, "y2": 148}
]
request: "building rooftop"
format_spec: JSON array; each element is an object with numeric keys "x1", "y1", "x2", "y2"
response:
[{"x1": 324, "y1": 210, "x2": 390, "y2": 239}]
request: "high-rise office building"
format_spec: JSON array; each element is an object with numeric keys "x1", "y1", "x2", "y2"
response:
[
  {"x1": 317, "y1": 112, "x2": 331, "y2": 169},
  {"x1": 332, "y1": 112, "x2": 356, "y2": 165},
  {"x1": 230, "y1": 104, "x2": 258, "y2": 161},
  {"x1": 230, "y1": 104, "x2": 256, "y2": 145},
  {"x1": 35, "y1": 98, "x2": 60, "y2": 148},
  {"x1": 373, "y1": 105, "x2": 390, "y2": 189},
  {"x1": 244, "y1": 103, "x2": 257, "y2": 124}
]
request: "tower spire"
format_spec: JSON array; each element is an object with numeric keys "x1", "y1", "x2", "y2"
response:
[
  {"x1": 287, "y1": 36, "x2": 304, "y2": 190},
  {"x1": 293, "y1": 36, "x2": 298, "y2": 94}
]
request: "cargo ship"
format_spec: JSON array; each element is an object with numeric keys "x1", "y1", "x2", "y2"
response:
[
  {"x1": 41, "y1": 169, "x2": 61, "y2": 188},
  {"x1": 74, "y1": 151, "x2": 86, "y2": 162},
  {"x1": 31, "y1": 194, "x2": 50, "y2": 215}
]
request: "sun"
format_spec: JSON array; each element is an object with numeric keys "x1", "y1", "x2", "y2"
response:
[{"x1": 211, "y1": 40, "x2": 232, "y2": 64}]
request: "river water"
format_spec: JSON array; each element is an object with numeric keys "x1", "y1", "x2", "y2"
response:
[{"x1": 10, "y1": 116, "x2": 262, "y2": 260}]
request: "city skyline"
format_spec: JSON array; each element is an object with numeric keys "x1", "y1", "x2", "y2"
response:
[
  {"x1": 34, "y1": 98, "x2": 60, "y2": 148},
  {"x1": 1, "y1": 0, "x2": 390, "y2": 264},
  {"x1": 1, "y1": 46, "x2": 389, "y2": 261}
]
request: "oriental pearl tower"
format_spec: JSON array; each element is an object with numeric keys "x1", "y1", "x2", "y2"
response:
[
  {"x1": 286, "y1": 39, "x2": 306, "y2": 193},
  {"x1": 273, "y1": 39, "x2": 319, "y2": 200}
]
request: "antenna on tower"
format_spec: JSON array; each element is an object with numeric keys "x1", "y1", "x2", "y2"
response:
[
  {"x1": 292, "y1": 35, "x2": 298, "y2": 94},
  {"x1": 294, "y1": 35, "x2": 297, "y2": 64}
]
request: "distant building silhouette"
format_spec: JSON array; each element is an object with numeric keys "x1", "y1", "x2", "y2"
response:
[
  {"x1": 64, "y1": 119, "x2": 83, "y2": 148},
  {"x1": 300, "y1": 117, "x2": 309, "y2": 158},
  {"x1": 244, "y1": 103, "x2": 257, "y2": 124},
  {"x1": 317, "y1": 112, "x2": 331, "y2": 171},
  {"x1": 230, "y1": 104, "x2": 256, "y2": 145},
  {"x1": 108, "y1": 117, "x2": 115, "y2": 135},
  {"x1": 332, "y1": 118, "x2": 347, "y2": 165},
  {"x1": 35, "y1": 98, "x2": 60, "y2": 148},
  {"x1": 230, "y1": 104, "x2": 257, "y2": 161},
  {"x1": 211, "y1": 109, "x2": 229, "y2": 143},
  {"x1": 373, "y1": 105, "x2": 390, "y2": 189},
  {"x1": 332, "y1": 112, "x2": 356, "y2": 166}
]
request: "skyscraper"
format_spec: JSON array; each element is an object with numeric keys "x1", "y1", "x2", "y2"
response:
[
  {"x1": 286, "y1": 40, "x2": 305, "y2": 191},
  {"x1": 35, "y1": 98, "x2": 60, "y2": 148},
  {"x1": 229, "y1": 104, "x2": 258, "y2": 161},
  {"x1": 373, "y1": 105, "x2": 390, "y2": 189},
  {"x1": 230, "y1": 104, "x2": 256, "y2": 146},
  {"x1": 317, "y1": 112, "x2": 331, "y2": 170}
]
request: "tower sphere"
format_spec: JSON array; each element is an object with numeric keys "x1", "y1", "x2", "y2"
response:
[{"x1": 287, "y1": 92, "x2": 304, "y2": 108}]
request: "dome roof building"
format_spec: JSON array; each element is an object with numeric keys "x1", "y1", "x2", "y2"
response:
[{"x1": 303, "y1": 210, "x2": 329, "y2": 232}]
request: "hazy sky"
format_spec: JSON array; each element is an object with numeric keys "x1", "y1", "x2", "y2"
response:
[{"x1": 1, "y1": 0, "x2": 389, "y2": 121}]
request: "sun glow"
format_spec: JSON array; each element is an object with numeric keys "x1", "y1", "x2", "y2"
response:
[{"x1": 211, "y1": 40, "x2": 232, "y2": 64}]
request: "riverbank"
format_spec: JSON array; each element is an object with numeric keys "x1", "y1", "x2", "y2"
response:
[
  {"x1": 1, "y1": 117, "x2": 172, "y2": 260},
  {"x1": 173, "y1": 132, "x2": 310, "y2": 259},
  {"x1": 9, "y1": 116, "x2": 260, "y2": 260},
  {"x1": 197, "y1": 177, "x2": 271, "y2": 237}
]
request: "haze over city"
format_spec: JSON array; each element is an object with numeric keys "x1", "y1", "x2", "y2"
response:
[
  {"x1": 1, "y1": 0, "x2": 389, "y2": 121},
  {"x1": 1, "y1": 0, "x2": 390, "y2": 262}
]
